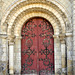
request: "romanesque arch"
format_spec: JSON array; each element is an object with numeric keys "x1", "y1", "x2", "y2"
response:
[{"x1": 1, "y1": 0, "x2": 73, "y2": 75}]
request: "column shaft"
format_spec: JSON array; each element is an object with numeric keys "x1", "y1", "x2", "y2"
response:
[
  {"x1": 9, "y1": 42, "x2": 14, "y2": 74},
  {"x1": 66, "y1": 36, "x2": 73, "y2": 75},
  {"x1": 14, "y1": 36, "x2": 21, "y2": 74},
  {"x1": 54, "y1": 35, "x2": 61, "y2": 75},
  {"x1": 61, "y1": 41, "x2": 67, "y2": 75}
]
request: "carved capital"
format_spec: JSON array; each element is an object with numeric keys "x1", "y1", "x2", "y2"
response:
[
  {"x1": 59, "y1": 34, "x2": 65, "y2": 44},
  {"x1": 8, "y1": 35, "x2": 15, "y2": 43},
  {"x1": 53, "y1": 35, "x2": 60, "y2": 43}
]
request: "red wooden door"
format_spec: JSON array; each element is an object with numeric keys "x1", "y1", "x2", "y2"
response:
[{"x1": 21, "y1": 17, "x2": 54, "y2": 75}]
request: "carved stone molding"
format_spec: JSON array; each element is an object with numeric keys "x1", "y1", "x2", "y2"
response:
[{"x1": 11, "y1": 8, "x2": 61, "y2": 35}]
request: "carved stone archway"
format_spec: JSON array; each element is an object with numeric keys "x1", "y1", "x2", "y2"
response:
[{"x1": 1, "y1": 0, "x2": 73, "y2": 75}]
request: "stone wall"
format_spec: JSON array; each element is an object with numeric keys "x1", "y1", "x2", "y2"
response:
[
  {"x1": 0, "y1": 0, "x2": 74, "y2": 75},
  {"x1": 73, "y1": 0, "x2": 75, "y2": 75}
]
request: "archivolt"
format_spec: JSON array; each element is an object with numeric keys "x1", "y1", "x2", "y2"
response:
[
  {"x1": 8, "y1": 7, "x2": 63, "y2": 36},
  {"x1": 1, "y1": 0, "x2": 68, "y2": 24},
  {"x1": 14, "y1": 12, "x2": 60, "y2": 36},
  {"x1": 1, "y1": 0, "x2": 69, "y2": 36}
]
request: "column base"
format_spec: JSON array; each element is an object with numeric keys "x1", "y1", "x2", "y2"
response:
[{"x1": 9, "y1": 70, "x2": 14, "y2": 75}]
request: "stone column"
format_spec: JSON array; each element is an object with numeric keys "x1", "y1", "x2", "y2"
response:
[
  {"x1": 60, "y1": 34, "x2": 67, "y2": 75},
  {"x1": 73, "y1": 0, "x2": 75, "y2": 75},
  {"x1": 9, "y1": 42, "x2": 14, "y2": 75},
  {"x1": 14, "y1": 36, "x2": 21, "y2": 74},
  {"x1": 8, "y1": 36, "x2": 15, "y2": 75},
  {"x1": 66, "y1": 33, "x2": 73, "y2": 75},
  {"x1": 53, "y1": 35, "x2": 61, "y2": 75}
]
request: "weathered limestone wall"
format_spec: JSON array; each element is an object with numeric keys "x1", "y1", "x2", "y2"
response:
[
  {"x1": 73, "y1": 0, "x2": 75, "y2": 75},
  {"x1": 0, "y1": 0, "x2": 73, "y2": 75},
  {"x1": 0, "y1": 36, "x2": 8, "y2": 75}
]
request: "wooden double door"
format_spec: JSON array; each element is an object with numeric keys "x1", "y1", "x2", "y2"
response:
[{"x1": 21, "y1": 17, "x2": 54, "y2": 75}]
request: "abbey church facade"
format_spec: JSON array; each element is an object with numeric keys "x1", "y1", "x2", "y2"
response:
[{"x1": 0, "y1": 0, "x2": 75, "y2": 75}]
